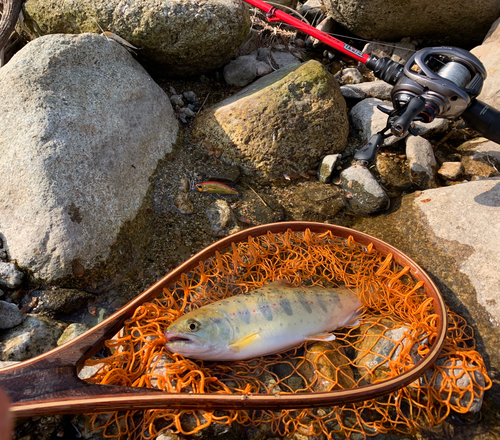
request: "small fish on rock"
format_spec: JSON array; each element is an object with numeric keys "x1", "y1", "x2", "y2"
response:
[
  {"x1": 164, "y1": 280, "x2": 362, "y2": 361},
  {"x1": 195, "y1": 181, "x2": 238, "y2": 195}
]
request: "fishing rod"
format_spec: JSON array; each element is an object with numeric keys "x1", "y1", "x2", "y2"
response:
[{"x1": 242, "y1": 0, "x2": 500, "y2": 163}]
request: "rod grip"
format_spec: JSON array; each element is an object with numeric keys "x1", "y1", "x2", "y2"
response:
[{"x1": 461, "y1": 99, "x2": 500, "y2": 144}]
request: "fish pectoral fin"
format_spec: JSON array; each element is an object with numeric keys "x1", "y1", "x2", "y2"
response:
[
  {"x1": 305, "y1": 331, "x2": 336, "y2": 342},
  {"x1": 229, "y1": 332, "x2": 261, "y2": 352}
]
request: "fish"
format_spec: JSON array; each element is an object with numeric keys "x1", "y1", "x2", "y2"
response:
[
  {"x1": 164, "y1": 280, "x2": 362, "y2": 361},
  {"x1": 195, "y1": 181, "x2": 238, "y2": 195}
]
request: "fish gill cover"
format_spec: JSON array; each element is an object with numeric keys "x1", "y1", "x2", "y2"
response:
[{"x1": 81, "y1": 229, "x2": 491, "y2": 439}]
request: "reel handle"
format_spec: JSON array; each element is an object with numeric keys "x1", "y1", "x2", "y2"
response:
[
  {"x1": 461, "y1": 99, "x2": 500, "y2": 144},
  {"x1": 390, "y1": 96, "x2": 426, "y2": 137}
]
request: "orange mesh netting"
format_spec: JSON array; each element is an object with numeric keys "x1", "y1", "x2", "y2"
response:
[{"x1": 82, "y1": 229, "x2": 491, "y2": 439}]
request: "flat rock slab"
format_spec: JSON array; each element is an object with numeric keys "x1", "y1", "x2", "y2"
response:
[
  {"x1": 0, "y1": 33, "x2": 178, "y2": 284},
  {"x1": 354, "y1": 177, "x2": 500, "y2": 406}
]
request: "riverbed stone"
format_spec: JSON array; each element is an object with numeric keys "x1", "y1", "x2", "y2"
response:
[
  {"x1": 406, "y1": 136, "x2": 439, "y2": 189},
  {"x1": 57, "y1": 323, "x2": 90, "y2": 346},
  {"x1": 223, "y1": 54, "x2": 273, "y2": 87},
  {"x1": 423, "y1": 357, "x2": 487, "y2": 413},
  {"x1": 340, "y1": 164, "x2": 390, "y2": 215},
  {"x1": 26, "y1": 289, "x2": 95, "y2": 317},
  {"x1": 0, "y1": 315, "x2": 67, "y2": 361},
  {"x1": 458, "y1": 138, "x2": 500, "y2": 179},
  {"x1": 438, "y1": 162, "x2": 464, "y2": 181},
  {"x1": 23, "y1": 0, "x2": 251, "y2": 76},
  {"x1": 341, "y1": 80, "x2": 393, "y2": 101},
  {"x1": 193, "y1": 60, "x2": 349, "y2": 181},
  {"x1": 318, "y1": 154, "x2": 342, "y2": 183},
  {"x1": 471, "y1": 18, "x2": 500, "y2": 109},
  {"x1": 353, "y1": 177, "x2": 500, "y2": 406},
  {"x1": 0, "y1": 262, "x2": 23, "y2": 289},
  {"x1": 0, "y1": 301, "x2": 23, "y2": 330},
  {"x1": 0, "y1": 33, "x2": 178, "y2": 285},
  {"x1": 323, "y1": 0, "x2": 500, "y2": 46},
  {"x1": 299, "y1": 341, "x2": 356, "y2": 391}
]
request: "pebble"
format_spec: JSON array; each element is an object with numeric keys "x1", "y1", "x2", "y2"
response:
[
  {"x1": 0, "y1": 314, "x2": 67, "y2": 361},
  {"x1": 57, "y1": 323, "x2": 90, "y2": 346},
  {"x1": 299, "y1": 341, "x2": 356, "y2": 391},
  {"x1": 0, "y1": 248, "x2": 7, "y2": 260},
  {"x1": 182, "y1": 91, "x2": 197, "y2": 103},
  {"x1": 340, "y1": 164, "x2": 390, "y2": 215},
  {"x1": 318, "y1": 154, "x2": 342, "y2": 183},
  {"x1": 438, "y1": 162, "x2": 464, "y2": 181},
  {"x1": 0, "y1": 300, "x2": 23, "y2": 330},
  {"x1": 26, "y1": 288, "x2": 95, "y2": 316},
  {"x1": 0, "y1": 261, "x2": 24, "y2": 289},
  {"x1": 406, "y1": 136, "x2": 439, "y2": 189},
  {"x1": 422, "y1": 357, "x2": 486, "y2": 413},
  {"x1": 173, "y1": 192, "x2": 194, "y2": 215},
  {"x1": 354, "y1": 319, "x2": 421, "y2": 383},
  {"x1": 340, "y1": 80, "x2": 393, "y2": 100},
  {"x1": 206, "y1": 199, "x2": 235, "y2": 237},
  {"x1": 170, "y1": 94, "x2": 184, "y2": 107},
  {"x1": 338, "y1": 67, "x2": 365, "y2": 84}
]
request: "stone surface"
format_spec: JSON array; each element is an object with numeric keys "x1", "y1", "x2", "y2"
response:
[
  {"x1": 458, "y1": 138, "x2": 500, "y2": 179},
  {"x1": 339, "y1": 67, "x2": 364, "y2": 85},
  {"x1": 26, "y1": 289, "x2": 95, "y2": 316},
  {"x1": 57, "y1": 323, "x2": 90, "y2": 346},
  {"x1": 223, "y1": 54, "x2": 273, "y2": 87},
  {"x1": 471, "y1": 19, "x2": 500, "y2": 109},
  {"x1": 340, "y1": 164, "x2": 390, "y2": 215},
  {"x1": 406, "y1": 136, "x2": 439, "y2": 189},
  {"x1": 318, "y1": 154, "x2": 342, "y2": 183},
  {"x1": 0, "y1": 34, "x2": 178, "y2": 284},
  {"x1": 193, "y1": 60, "x2": 349, "y2": 181},
  {"x1": 23, "y1": 0, "x2": 251, "y2": 76},
  {"x1": 0, "y1": 262, "x2": 23, "y2": 289},
  {"x1": 438, "y1": 162, "x2": 464, "y2": 181},
  {"x1": 375, "y1": 154, "x2": 412, "y2": 197},
  {"x1": 324, "y1": 0, "x2": 500, "y2": 46},
  {"x1": 353, "y1": 177, "x2": 500, "y2": 406},
  {"x1": 341, "y1": 80, "x2": 393, "y2": 100},
  {"x1": 0, "y1": 300, "x2": 23, "y2": 330},
  {"x1": 0, "y1": 315, "x2": 67, "y2": 361}
]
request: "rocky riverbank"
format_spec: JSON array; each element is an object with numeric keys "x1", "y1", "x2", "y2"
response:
[{"x1": 1, "y1": 1, "x2": 500, "y2": 439}]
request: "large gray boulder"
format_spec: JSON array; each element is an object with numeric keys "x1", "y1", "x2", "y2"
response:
[
  {"x1": 193, "y1": 60, "x2": 349, "y2": 181},
  {"x1": 354, "y1": 177, "x2": 500, "y2": 407},
  {"x1": 323, "y1": 0, "x2": 500, "y2": 46},
  {"x1": 23, "y1": 0, "x2": 251, "y2": 76},
  {"x1": 471, "y1": 18, "x2": 500, "y2": 109},
  {"x1": 0, "y1": 33, "x2": 178, "y2": 285}
]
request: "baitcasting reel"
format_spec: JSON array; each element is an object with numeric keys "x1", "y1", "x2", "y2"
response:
[{"x1": 354, "y1": 46, "x2": 500, "y2": 163}]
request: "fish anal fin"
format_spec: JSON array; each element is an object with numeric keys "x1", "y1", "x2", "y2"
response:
[
  {"x1": 343, "y1": 309, "x2": 363, "y2": 328},
  {"x1": 305, "y1": 331, "x2": 336, "y2": 342},
  {"x1": 229, "y1": 332, "x2": 261, "y2": 352}
]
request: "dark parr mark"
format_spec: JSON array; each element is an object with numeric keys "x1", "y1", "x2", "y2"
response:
[{"x1": 280, "y1": 299, "x2": 293, "y2": 316}]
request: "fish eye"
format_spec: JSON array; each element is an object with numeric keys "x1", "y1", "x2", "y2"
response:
[{"x1": 187, "y1": 319, "x2": 199, "y2": 331}]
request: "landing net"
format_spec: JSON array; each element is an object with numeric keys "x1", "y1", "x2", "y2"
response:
[{"x1": 82, "y1": 228, "x2": 491, "y2": 439}]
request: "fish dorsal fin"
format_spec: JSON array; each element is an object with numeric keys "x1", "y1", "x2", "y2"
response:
[
  {"x1": 267, "y1": 279, "x2": 294, "y2": 288},
  {"x1": 229, "y1": 331, "x2": 261, "y2": 352},
  {"x1": 305, "y1": 331, "x2": 336, "y2": 342}
]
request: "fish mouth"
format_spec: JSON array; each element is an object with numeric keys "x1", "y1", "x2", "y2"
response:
[{"x1": 164, "y1": 331, "x2": 193, "y2": 344}]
